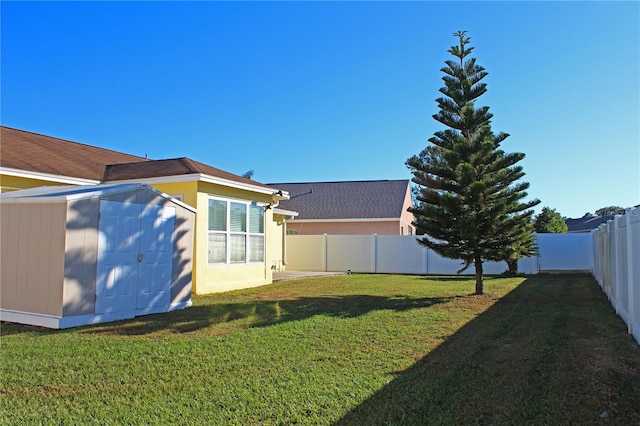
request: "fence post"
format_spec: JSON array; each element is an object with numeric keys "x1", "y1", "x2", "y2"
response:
[
  {"x1": 625, "y1": 212, "x2": 634, "y2": 335},
  {"x1": 424, "y1": 245, "x2": 429, "y2": 275},
  {"x1": 324, "y1": 233, "x2": 328, "y2": 272},
  {"x1": 374, "y1": 234, "x2": 378, "y2": 274},
  {"x1": 609, "y1": 218, "x2": 620, "y2": 315}
]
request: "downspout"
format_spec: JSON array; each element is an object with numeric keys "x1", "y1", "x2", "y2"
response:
[
  {"x1": 283, "y1": 220, "x2": 288, "y2": 266},
  {"x1": 269, "y1": 190, "x2": 285, "y2": 271}
]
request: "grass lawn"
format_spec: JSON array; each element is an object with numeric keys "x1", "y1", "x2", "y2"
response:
[{"x1": 1, "y1": 274, "x2": 639, "y2": 425}]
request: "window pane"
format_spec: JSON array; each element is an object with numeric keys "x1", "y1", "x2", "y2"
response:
[
  {"x1": 249, "y1": 204, "x2": 264, "y2": 234},
  {"x1": 249, "y1": 235, "x2": 264, "y2": 262},
  {"x1": 208, "y1": 233, "x2": 226, "y2": 263},
  {"x1": 230, "y1": 234, "x2": 246, "y2": 263},
  {"x1": 230, "y1": 202, "x2": 246, "y2": 232},
  {"x1": 208, "y1": 200, "x2": 227, "y2": 231}
]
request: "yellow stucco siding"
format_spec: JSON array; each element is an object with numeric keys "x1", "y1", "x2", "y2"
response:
[
  {"x1": 147, "y1": 181, "x2": 199, "y2": 209},
  {"x1": 271, "y1": 214, "x2": 287, "y2": 271},
  {"x1": 0, "y1": 175, "x2": 73, "y2": 193},
  {"x1": 1, "y1": 175, "x2": 284, "y2": 295},
  {"x1": 185, "y1": 181, "x2": 280, "y2": 294}
]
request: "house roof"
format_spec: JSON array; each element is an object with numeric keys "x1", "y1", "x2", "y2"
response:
[
  {"x1": 565, "y1": 215, "x2": 615, "y2": 232},
  {"x1": 0, "y1": 126, "x2": 146, "y2": 181},
  {"x1": 269, "y1": 180, "x2": 411, "y2": 220},
  {"x1": 1, "y1": 126, "x2": 287, "y2": 198},
  {"x1": 103, "y1": 157, "x2": 282, "y2": 195}
]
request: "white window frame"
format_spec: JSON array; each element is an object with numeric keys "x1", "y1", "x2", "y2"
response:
[{"x1": 208, "y1": 197, "x2": 265, "y2": 265}]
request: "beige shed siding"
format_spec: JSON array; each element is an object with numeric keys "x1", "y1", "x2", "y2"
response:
[
  {"x1": 63, "y1": 198, "x2": 100, "y2": 317},
  {"x1": 1, "y1": 204, "x2": 21, "y2": 310},
  {"x1": 172, "y1": 206, "x2": 195, "y2": 304},
  {"x1": 0, "y1": 203, "x2": 66, "y2": 316}
]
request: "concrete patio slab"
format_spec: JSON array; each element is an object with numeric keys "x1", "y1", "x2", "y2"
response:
[{"x1": 273, "y1": 271, "x2": 347, "y2": 282}]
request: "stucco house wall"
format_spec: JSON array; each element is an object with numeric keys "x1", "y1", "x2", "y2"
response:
[{"x1": 287, "y1": 220, "x2": 403, "y2": 235}]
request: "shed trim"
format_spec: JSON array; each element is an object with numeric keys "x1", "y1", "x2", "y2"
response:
[
  {"x1": 0, "y1": 301, "x2": 193, "y2": 330},
  {"x1": 0, "y1": 166, "x2": 101, "y2": 185},
  {"x1": 0, "y1": 309, "x2": 62, "y2": 329},
  {"x1": 0, "y1": 183, "x2": 197, "y2": 213}
]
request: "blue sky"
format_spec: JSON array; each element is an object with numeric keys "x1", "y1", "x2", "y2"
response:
[{"x1": 2, "y1": 1, "x2": 638, "y2": 218}]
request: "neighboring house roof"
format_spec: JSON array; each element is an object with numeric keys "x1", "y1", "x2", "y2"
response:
[
  {"x1": 565, "y1": 215, "x2": 615, "y2": 232},
  {"x1": 0, "y1": 126, "x2": 146, "y2": 182},
  {"x1": 103, "y1": 157, "x2": 285, "y2": 197},
  {"x1": 269, "y1": 180, "x2": 411, "y2": 220}
]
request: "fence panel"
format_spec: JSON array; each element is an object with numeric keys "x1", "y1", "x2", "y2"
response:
[
  {"x1": 375, "y1": 236, "x2": 427, "y2": 274},
  {"x1": 286, "y1": 235, "x2": 326, "y2": 271},
  {"x1": 536, "y1": 233, "x2": 594, "y2": 271},
  {"x1": 631, "y1": 212, "x2": 640, "y2": 343},
  {"x1": 286, "y1": 233, "x2": 595, "y2": 275},
  {"x1": 616, "y1": 218, "x2": 630, "y2": 325},
  {"x1": 593, "y1": 207, "x2": 639, "y2": 345},
  {"x1": 326, "y1": 235, "x2": 375, "y2": 273}
]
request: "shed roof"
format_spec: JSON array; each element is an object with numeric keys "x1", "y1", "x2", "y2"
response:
[
  {"x1": 269, "y1": 180, "x2": 411, "y2": 220},
  {"x1": 0, "y1": 126, "x2": 146, "y2": 181},
  {"x1": 0, "y1": 183, "x2": 197, "y2": 212}
]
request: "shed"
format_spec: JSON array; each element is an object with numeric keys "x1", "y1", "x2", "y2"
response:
[{"x1": 0, "y1": 183, "x2": 196, "y2": 329}]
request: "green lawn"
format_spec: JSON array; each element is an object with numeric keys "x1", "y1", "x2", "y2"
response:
[{"x1": 1, "y1": 274, "x2": 639, "y2": 425}]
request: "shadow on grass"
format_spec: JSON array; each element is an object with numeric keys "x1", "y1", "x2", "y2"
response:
[
  {"x1": 57, "y1": 294, "x2": 453, "y2": 337},
  {"x1": 336, "y1": 275, "x2": 640, "y2": 425}
]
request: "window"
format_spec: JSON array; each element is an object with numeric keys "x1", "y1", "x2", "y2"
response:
[
  {"x1": 208, "y1": 198, "x2": 265, "y2": 264},
  {"x1": 408, "y1": 225, "x2": 413, "y2": 236}
]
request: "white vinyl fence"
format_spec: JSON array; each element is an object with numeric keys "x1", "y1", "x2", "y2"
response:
[
  {"x1": 285, "y1": 232, "x2": 593, "y2": 275},
  {"x1": 592, "y1": 207, "x2": 639, "y2": 344},
  {"x1": 285, "y1": 220, "x2": 639, "y2": 344}
]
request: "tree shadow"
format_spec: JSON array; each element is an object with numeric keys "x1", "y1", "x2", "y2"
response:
[
  {"x1": 335, "y1": 275, "x2": 640, "y2": 425},
  {"x1": 76, "y1": 294, "x2": 453, "y2": 337}
]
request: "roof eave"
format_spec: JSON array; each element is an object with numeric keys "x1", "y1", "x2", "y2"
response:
[
  {"x1": 289, "y1": 218, "x2": 400, "y2": 223},
  {"x1": 105, "y1": 173, "x2": 290, "y2": 198}
]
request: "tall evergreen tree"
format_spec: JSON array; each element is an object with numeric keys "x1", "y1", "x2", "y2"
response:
[{"x1": 407, "y1": 31, "x2": 539, "y2": 294}]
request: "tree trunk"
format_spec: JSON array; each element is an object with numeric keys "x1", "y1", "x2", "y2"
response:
[
  {"x1": 474, "y1": 254, "x2": 484, "y2": 295},
  {"x1": 507, "y1": 259, "x2": 519, "y2": 276}
]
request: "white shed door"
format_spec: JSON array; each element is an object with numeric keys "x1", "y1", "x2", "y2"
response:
[
  {"x1": 137, "y1": 204, "x2": 175, "y2": 310},
  {"x1": 96, "y1": 201, "x2": 175, "y2": 315}
]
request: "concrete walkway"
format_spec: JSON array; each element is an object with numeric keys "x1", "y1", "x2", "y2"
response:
[{"x1": 273, "y1": 270, "x2": 347, "y2": 282}]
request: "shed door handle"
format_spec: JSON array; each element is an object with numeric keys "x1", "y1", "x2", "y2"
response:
[{"x1": 138, "y1": 253, "x2": 144, "y2": 263}]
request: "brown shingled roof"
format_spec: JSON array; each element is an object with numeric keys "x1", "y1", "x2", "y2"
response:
[
  {"x1": 103, "y1": 157, "x2": 276, "y2": 191},
  {"x1": 269, "y1": 180, "x2": 411, "y2": 220},
  {"x1": 1, "y1": 126, "x2": 146, "y2": 181},
  {"x1": 2, "y1": 126, "x2": 282, "y2": 194}
]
